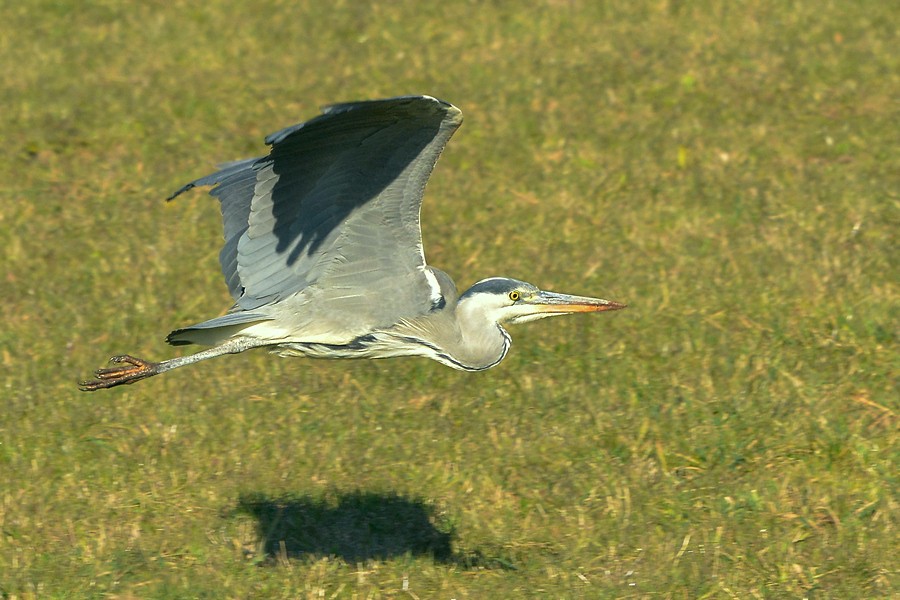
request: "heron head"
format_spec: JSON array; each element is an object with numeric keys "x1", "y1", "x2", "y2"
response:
[{"x1": 459, "y1": 277, "x2": 626, "y2": 326}]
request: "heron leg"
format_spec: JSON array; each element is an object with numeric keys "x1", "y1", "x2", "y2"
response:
[
  {"x1": 79, "y1": 338, "x2": 265, "y2": 392},
  {"x1": 79, "y1": 355, "x2": 161, "y2": 391}
]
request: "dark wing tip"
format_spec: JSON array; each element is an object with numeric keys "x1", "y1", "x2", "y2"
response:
[
  {"x1": 264, "y1": 95, "x2": 461, "y2": 147},
  {"x1": 166, "y1": 182, "x2": 195, "y2": 201},
  {"x1": 321, "y1": 94, "x2": 456, "y2": 115},
  {"x1": 167, "y1": 158, "x2": 261, "y2": 202}
]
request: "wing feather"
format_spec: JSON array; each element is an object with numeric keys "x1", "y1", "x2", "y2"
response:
[{"x1": 169, "y1": 95, "x2": 462, "y2": 339}]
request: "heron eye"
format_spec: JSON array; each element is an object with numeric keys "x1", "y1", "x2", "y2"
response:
[{"x1": 509, "y1": 291, "x2": 520, "y2": 302}]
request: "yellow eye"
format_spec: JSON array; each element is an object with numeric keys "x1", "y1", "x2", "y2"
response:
[{"x1": 509, "y1": 290, "x2": 520, "y2": 302}]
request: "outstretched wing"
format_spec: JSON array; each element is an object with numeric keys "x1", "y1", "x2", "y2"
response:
[{"x1": 170, "y1": 96, "x2": 462, "y2": 334}]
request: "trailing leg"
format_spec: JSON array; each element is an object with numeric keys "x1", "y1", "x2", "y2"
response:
[{"x1": 79, "y1": 338, "x2": 264, "y2": 391}]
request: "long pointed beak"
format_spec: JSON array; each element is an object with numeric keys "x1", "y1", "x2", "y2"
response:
[{"x1": 531, "y1": 290, "x2": 627, "y2": 314}]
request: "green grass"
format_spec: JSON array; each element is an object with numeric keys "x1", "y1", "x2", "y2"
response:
[{"x1": 1, "y1": 0, "x2": 897, "y2": 597}]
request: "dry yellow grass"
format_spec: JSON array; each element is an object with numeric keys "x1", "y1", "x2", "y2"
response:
[{"x1": 1, "y1": 1, "x2": 896, "y2": 597}]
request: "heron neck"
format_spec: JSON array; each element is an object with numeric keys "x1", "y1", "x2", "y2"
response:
[
  {"x1": 447, "y1": 294, "x2": 511, "y2": 371},
  {"x1": 391, "y1": 288, "x2": 511, "y2": 371}
]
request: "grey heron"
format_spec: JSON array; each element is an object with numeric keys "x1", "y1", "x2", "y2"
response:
[{"x1": 80, "y1": 95, "x2": 625, "y2": 391}]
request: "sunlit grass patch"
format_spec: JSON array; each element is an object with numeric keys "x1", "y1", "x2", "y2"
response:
[{"x1": 1, "y1": 0, "x2": 896, "y2": 597}]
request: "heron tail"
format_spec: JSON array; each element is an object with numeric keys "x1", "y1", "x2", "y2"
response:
[{"x1": 166, "y1": 312, "x2": 273, "y2": 346}]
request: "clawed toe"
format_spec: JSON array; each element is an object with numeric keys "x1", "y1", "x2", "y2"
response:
[{"x1": 79, "y1": 354, "x2": 160, "y2": 391}]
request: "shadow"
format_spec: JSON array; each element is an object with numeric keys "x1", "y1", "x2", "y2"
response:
[{"x1": 235, "y1": 491, "x2": 465, "y2": 564}]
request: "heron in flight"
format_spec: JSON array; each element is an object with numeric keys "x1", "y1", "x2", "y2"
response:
[{"x1": 80, "y1": 95, "x2": 625, "y2": 391}]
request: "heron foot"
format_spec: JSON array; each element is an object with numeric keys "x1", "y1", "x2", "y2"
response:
[{"x1": 79, "y1": 354, "x2": 160, "y2": 391}]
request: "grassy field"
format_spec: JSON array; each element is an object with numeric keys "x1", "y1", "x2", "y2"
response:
[{"x1": 1, "y1": 0, "x2": 897, "y2": 597}]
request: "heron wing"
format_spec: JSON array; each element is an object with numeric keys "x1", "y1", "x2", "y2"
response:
[
  {"x1": 170, "y1": 96, "x2": 462, "y2": 339},
  {"x1": 169, "y1": 157, "x2": 259, "y2": 300}
]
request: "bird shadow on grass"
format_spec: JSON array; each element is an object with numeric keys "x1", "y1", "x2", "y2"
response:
[{"x1": 233, "y1": 491, "x2": 512, "y2": 569}]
